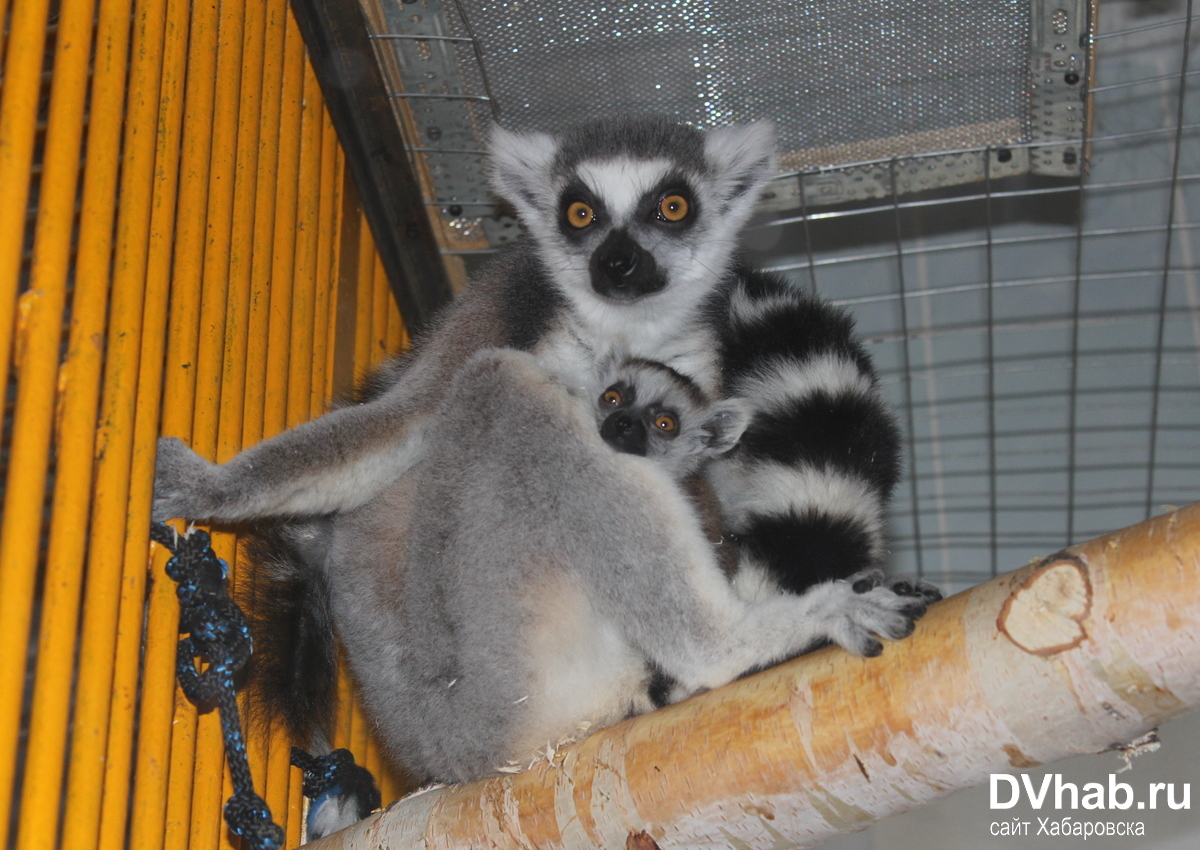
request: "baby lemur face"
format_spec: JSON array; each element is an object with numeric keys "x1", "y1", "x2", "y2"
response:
[{"x1": 596, "y1": 358, "x2": 750, "y2": 480}]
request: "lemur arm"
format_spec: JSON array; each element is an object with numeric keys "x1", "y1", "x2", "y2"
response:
[
  {"x1": 152, "y1": 287, "x2": 505, "y2": 523},
  {"x1": 151, "y1": 396, "x2": 432, "y2": 523},
  {"x1": 712, "y1": 270, "x2": 903, "y2": 594}
]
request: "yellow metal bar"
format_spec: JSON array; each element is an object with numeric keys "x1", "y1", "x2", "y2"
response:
[
  {"x1": 335, "y1": 664, "x2": 355, "y2": 752},
  {"x1": 372, "y1": 252, "x2": 389, "y2": 365},
  {"x1": 221, "y1": 0, "x2": 269, "y2": 812},
  {"x1": 0, "y1": 0, "x2": 54, "y2": 827},
  {"x1": 349, "y1": 697, "x2": 370, "y2": 776},
  {"x1": 353, "y1": 212, "x2": 377, "y2": 378},
  {"x1": 236, "y1": 0, "x2": 285, "y2": 807},
  {"x1": 323, "y1": 128, "x2": 346, "y2": 402},
  {"x1": 193, "y1": 0, "x2": 246, "y2": 462},
  {"x1": 311, "y1": 108, "x2": 337, "y2": 412},
  {"x1": 222, "y1": 768, "x2": 238, "y2": 850},
  {"x1": 96, "y1": 0, "x2": 194, "y2": 842},
  {"x1": 259, "y1": 9, "x2": 306, "y2": 831},
  {"x1": 263, "y1": 6, "x2": 304, "y2": 441},
  {"x1": 56, "y1": 0, "x2": 174, "y2": 837},
  {"x1": 217, "y1": 0, "x2": 265, "y2": 464},
  {"x1": 386, "y1": 281, "x2": 405, "y2": 354},
  {"x1": 7, "y1": 0, "x2": 100, "y2": 841},
  {"x1": 240, "y1": 0, "x2": 286, "y2": 451},
  {"x1": 97, "y1": 221, "x2": 175, "y2": 848},
  {"x1": 0, "y1": 0, "x2": 51, "y2": 419},
  {"x1": 156, "y1": 0, "x2": 221, "y2": 845},
  {"x1": 122, "y1": 0, "x2": 192, "y2": 845},
  {"x1": 287, "y1": 757, "x2": 305, "y2": 849},
  {"x1": 286, "y1": 60, "x2": 322, "y2": 427},
  {"x1": 187, "y1": 0, "x2": 248, "y2": 842},
  {"x1": 0, "y1": 0, "x2": 10, "y2": 66},
  {"x1": 327, "y1": 158, "x2": 361, "y2": 401}
]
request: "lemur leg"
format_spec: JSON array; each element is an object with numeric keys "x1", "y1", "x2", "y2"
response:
[
  {"x1": 152, "y1": 399, "x2": 431, "y2": 523},
  {"x1": 577, "y1": 518, "x2": 930, "y2": 697}
]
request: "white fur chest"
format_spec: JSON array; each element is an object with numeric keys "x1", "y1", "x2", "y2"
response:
[{"x1": 533, "y1": 307, "x2": 721, "y2": 399}]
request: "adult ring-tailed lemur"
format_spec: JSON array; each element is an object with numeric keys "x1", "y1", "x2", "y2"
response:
[{"x1": 154, "y1": 117, "x2": 938, "y2": 795}]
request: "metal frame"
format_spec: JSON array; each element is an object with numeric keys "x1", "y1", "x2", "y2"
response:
[
  {"x1": 356, "y1": 0, "x2": 1095, "y2": 239},
  {"x1": 290, "y1": 0, "x2": 454, "y2": 331}
]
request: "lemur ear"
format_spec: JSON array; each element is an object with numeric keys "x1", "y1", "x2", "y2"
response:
[
  {"x1": 703, "y1": 121, "x2": 777, "y2": 227},
  {"x1": 695, "y1": 398, "x2": 752, "y2": 455},
  {"x1": 488, "y1": 125, "x2": 559, "y2": 222}
]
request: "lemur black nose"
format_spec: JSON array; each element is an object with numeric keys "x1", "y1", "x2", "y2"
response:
[
  {"x1": 600, "y1": 411, "x2": 647, "y2": 456},
  {"x1": 590, "y1": 229, "x2": 666, "y2": 301},
  {"x1": 601, "y1": 246, "x2": 638, "y2": 279}
]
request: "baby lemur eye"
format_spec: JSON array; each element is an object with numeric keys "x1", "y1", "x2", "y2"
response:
[
  {"x1": 657, "y1": 194, "x2": 690, "y2": 223},
  {"x1": 601, "y1": 387, "x2": 623, "y2": 406},
  {"x1": 653, "y1": 414, "x2": 678, "y2": 433},
  {"x1": 566, "y1": 201, "x2": 595, "y2": 228}
]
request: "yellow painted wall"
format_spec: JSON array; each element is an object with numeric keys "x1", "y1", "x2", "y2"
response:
[{"x1": 0, "y1": 0, "x2": 409, "y2": 844}]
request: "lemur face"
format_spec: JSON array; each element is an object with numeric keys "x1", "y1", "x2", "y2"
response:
[
  {"x1": 595, "y1": 357, "x2": 750, "y2": 481},
  {"x1": 488, "y1": 117, "x2": 776, "y2": 321},
  {"x1": 556, "y1": 166, "x2": 698, "y2": 302},
  {"x1": 597, "y1": 377, "x2": 683, "y2": 458}
]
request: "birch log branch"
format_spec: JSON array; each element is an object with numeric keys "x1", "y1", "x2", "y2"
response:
[{"x1": 306, "y1": 502, "x2": 1200, "y2": 849}]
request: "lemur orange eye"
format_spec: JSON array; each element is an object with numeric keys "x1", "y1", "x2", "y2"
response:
[
  {"x1": 658, "y1": 194, "x2": 689, "y2": 222},
  {"x1": 601, "y1": 388, "x2": 622, "y2": 406},
  {"x1": 566, "y1": 201, "x2": 594, "y2": 228},
  {"x1": 654, "y1": 414, "x2": 677, "y2": 433}
]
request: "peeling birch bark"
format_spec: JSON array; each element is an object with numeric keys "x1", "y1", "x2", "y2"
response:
[{"x1": 305, "y1": 502, "x2": 1200, "y2": 849}]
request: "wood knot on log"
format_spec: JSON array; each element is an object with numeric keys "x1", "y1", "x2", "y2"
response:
[
  {"x1": 997, "y1": 556, "x2": 1092, "y2": 655},
  {"x1": 626, "y1": 830, "x2": 661, "y2": 850}
]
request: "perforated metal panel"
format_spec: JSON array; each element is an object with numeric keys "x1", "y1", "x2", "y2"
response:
[{"x1": 362, "y1": 0, "x2": 1093, "y2": 241}]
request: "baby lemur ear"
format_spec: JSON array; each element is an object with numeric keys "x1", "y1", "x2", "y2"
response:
[
  {"x1": 694, "y1": 398, "x2": 752, "y2": 455},
  {"x1": 702, "y1": 121, "x2": 777, "y2": 226},
  {"x1": 488, "y1": 124, "x2": 559, "y2": 223}
]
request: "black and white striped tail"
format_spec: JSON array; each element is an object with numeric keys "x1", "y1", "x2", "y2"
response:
[{"x1": 711, "y1": 269, "x2": 902, "y2": 596}]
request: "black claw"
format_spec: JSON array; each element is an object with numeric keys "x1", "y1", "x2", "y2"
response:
[
  {"x1": 891, "y1": 580, "x2": 912, "y2": 596},
  {"x1": 862, "y1": 640, "x2": 884, "y2": 657},
  {"x1": 903, "y1": 599, "x2": 927, "y2": 616},
  {"x1": 917, "y1": 582, "x2": 943, "y2": 603},
  {"x1": 849, "y1": 569, "x2": 884, "y2": 594}
]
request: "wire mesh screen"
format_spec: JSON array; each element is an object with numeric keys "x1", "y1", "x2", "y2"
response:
[
  {"x1": 448, "y1": 1, "x2": 1031, "y2": 153},
  {"x1": 745, "y1": 0, "x2": 1200, "y2": 594},
  {"x1": 363, "y1": 0, "x2": 1090, "y2": 239}
]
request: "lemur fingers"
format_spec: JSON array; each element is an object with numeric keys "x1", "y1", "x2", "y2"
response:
[
  {"x1": 806, "y1": 572, "x2": 934, "y2": 658},
  {"x1": 850, "y1": 568, "x2": 944, "y2": 604}
]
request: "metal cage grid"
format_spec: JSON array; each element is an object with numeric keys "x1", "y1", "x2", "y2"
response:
[{"x1": 743, "y1": 0, "x2": 1200, "y2": 593}]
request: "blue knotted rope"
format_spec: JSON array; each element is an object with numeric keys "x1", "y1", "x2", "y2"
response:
[
  {"x1": 291, "y1": 746, "x2": 382, "y2": 826},
  {"x1": 151, "y1": 521, "x2": 284, "y2": 850}
]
